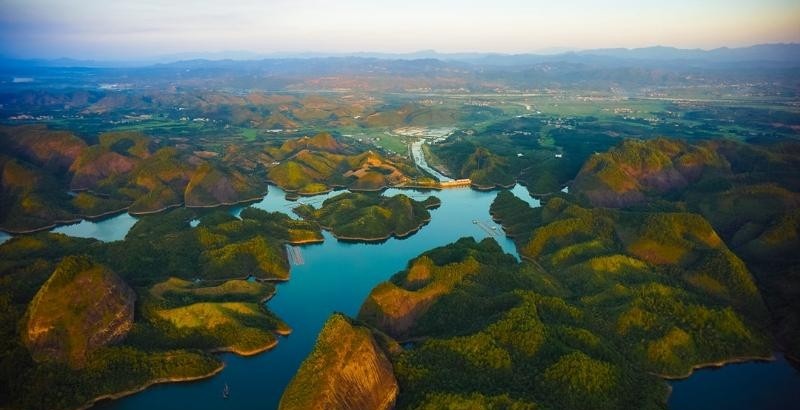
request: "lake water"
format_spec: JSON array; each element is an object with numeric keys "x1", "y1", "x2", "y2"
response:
[
  {"x1": 230, "y1": 185, "x2": 348, "y2": 220},
  {"x1": 8, "y1": 182, "x2": 796, "y2": 410},
  {"x1": 668, "y1": 354, "x2": 800, "y2": 410},
  {"x1": 51, "y1": 213, "x2": 139, "y2": 242},
  {"x1": 94, "y1": 184, "x2": 531, "y2": 410},
  {"x1": 0, "y1": 213, "x2": 137, "y2": 244}
]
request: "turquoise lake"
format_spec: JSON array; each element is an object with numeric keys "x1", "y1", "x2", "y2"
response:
[
  {"x1": 4, "y1": 183, "x2": 796, "y2": 409},
  {"x1": 51, "y1": 213, "x2": 139, "y2": 242},
  {"x1": 94, "y1": 184, "x2": 532, "y2": 409}
]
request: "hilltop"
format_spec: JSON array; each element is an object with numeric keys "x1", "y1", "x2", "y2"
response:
[
  {"x1": 265, "y1": 133, "x2": 422, "y2": 195},
  {"x1": 0, "y1": 205, "x2": 322, "y2": 409},
  {"x1": 279, "y1": 314, "x2": 399, "y2": 410},
  {"x1": 0, "y1": 126, "x2": 427, "y2": 232},
  {"x1": 572, "y1": 138, "x2": 800, "y2": 359},
  {"x1": 294, "y1": 192, "x2": 440, "y2": 241},
  {"x1": 24, "y1": 255, "x2": 135, "y2": 368},
  {"x1": 285, "y1": 227, "x2": 771, "y2": 409}
]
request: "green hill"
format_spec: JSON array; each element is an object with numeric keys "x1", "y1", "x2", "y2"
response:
[
  {"x1": 0, "y1": 205, "x2": 322, "y2": 409},
  {"x1": 142, "y1": 277, "x2": 288, "y2": 355},
  {"x1": 266, "y1": 133, "x2": 421, "y2": 194},
  {"x1": 295, "y1": 195, "x2": 772, "y2": 409},
  {"x1": 571, "y1": 137, "x2": 800, "y2": 359},
  {"x1": 572, "y1": 138, "x2": 728, "y2": 207},
  {"x1": 295, "y1": 192, "x2": 440, "y2": 241},
  {"x1": 24, "y1": 255, "x2": 135, "y2": 368},
  {"x1": 279, "y1": 314, "x2": 398, "y2": 410}
]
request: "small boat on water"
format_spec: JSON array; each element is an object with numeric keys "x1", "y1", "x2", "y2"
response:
[{"x1": 223, "y1": 383, "x2": 230, "y2": 399}]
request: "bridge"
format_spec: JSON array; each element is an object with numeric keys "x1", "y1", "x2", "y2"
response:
[{"x1": 473, "y1": 219, "x2": 501, "y2": 236}]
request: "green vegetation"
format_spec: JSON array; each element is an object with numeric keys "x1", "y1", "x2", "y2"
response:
[
  {"x1": 0, "y1": 126, "x2": 271, "y2": 232},
  {"x1": 572, "y1": 137, "x2": 727, "y2": 207},
  {"x1": 2, "y1": 80, "x2": 799, "y2": 409},
  {"x1": 295, "y1": 192, "x2": 440, "y2": 241},
  {"x1": 265, "y1": 133, "x2": 422, "y2": 194},
  {"x1": 572, "y1": 137, "x2": 800, "y2": 359},
  {"x1": 0, "y1": 204, "x2": 322, "y2": 409},
  {"x1": 24, "y1": 255, "x2": 135, "y2": 368},
  {"x1": 296, "y1": 192, "x2": 773, "y2": 409},
  {"x1": 280, "y1": 314, "x2": 398, "y2": 410},
  {"x1": 0, "y1": 126, "x2": 424, "y2": 233},
  {"x1": 141, "y1": 277, "x2": 289, "y2": 355},
  {"x1": 428, "y1": 115, "x2": 619, "y2": 193}
]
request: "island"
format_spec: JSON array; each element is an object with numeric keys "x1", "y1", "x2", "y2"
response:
[{"x1": 293, "y1": 192, "x2": 441, "y2": 242}]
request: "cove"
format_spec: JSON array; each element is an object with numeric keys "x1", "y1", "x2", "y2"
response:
[
  {"x1": 668, "y1": 354, "x2": 800, "y2": 410},
  {"x1": 51, "y1": 213, "x2": 139, "y2": 242},
  {"x1": 95, "y1": 184, "x2": 536, "y2": 410}
]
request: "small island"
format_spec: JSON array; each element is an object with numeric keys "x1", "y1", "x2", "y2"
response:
[{"x1": 294, "y1": 192, "x2": 441, "y2": 242}]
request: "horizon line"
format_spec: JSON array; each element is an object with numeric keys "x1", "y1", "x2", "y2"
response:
[{"x1": 2, "y1": 42, "x2": 799, "y2": 64}]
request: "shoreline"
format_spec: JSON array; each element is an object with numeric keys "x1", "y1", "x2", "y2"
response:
[
  {"x1": 210, "y1": 338, "x2": 280, "y2": 357},
  {"x1": 471, "y1": 181, "x2": 516, "y2": 191},
  {"x1": 184, "y1": 192, "x2": 268, "y2": 209},
  {"x1": 0, "y1": 206, "x2": 132, "y2": 234},
  {"x1": 654, "y1": 354, "x2": 775, "y2": 381},
  {"x1": 80, "y1": 324, "x2": 293, "y2": 410},
  {"x1": 657, "y1": 353, "x2": 778, "y2": 407},
  {"x1": 129, "y1": 202, "x2": 183, "y2": 215},
  {"x1": 323, "y1": 215, "x2": 433, "y2": 243},
  {"x1": 0, "y1": 180, "x2": 510, "y2": 236},
  {"x1": 0, "y1": 192, "x2": 268, "y2": 235},
  {"x1": 77, "y1": 363, "x2": 225, "y2": 410}
]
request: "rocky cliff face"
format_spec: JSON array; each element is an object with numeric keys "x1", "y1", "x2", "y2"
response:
[
  {"x1": 24, "y1": 255, "x2": 135, "y2": 368},
  {"x1": 279, "y1": 314, "x2": 398, "y2": 410}
]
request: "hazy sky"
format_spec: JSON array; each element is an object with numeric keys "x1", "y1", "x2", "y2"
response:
[{"x1": 1, "y1": 0, "x2": 799, "y2": 59}]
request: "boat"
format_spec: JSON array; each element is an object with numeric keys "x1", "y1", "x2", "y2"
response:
[{"x1": 223, "y1": 383, "x2": 230, "y2": 399}]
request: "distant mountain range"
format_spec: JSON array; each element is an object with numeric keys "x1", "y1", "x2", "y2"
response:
[{"x1": 1, "y1": 43, "x2": 798, "y2": 69}]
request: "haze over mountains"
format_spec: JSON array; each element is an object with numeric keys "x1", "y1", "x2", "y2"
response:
[{"x1": 2, "y1": 43, "x2": 798, "y2": 69}]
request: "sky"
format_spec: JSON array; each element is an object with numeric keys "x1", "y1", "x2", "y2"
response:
[{"x1": 0, "y1": 0, "x2": 799, "y2": 60}]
